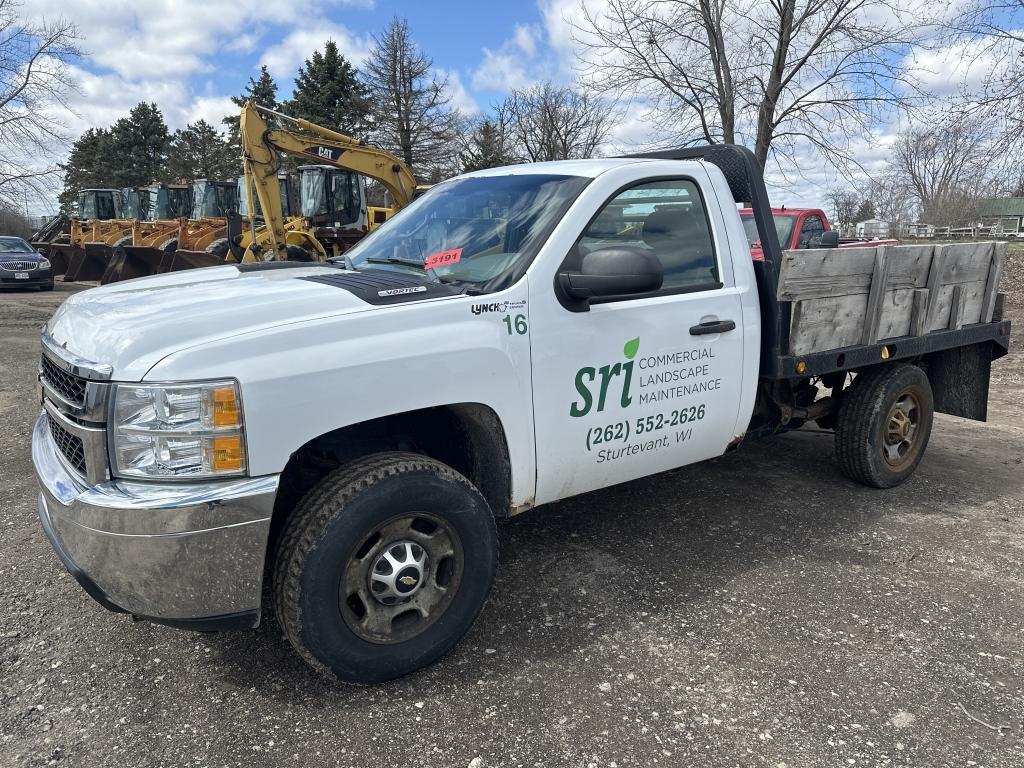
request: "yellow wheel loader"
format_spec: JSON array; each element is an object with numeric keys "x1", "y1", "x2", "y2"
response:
[
  {"x1": 99, "y1": 183, "x2": 195, "y2": 283},
  {"x1": 41, "y1": 189, "x2": 131, "y2": 279}
]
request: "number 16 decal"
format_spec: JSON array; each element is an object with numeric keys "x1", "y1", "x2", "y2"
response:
[{"x1": 503, "y1": 314, "x2": 527, "y2": 335}]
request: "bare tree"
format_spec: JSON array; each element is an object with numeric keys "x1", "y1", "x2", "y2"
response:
[
  {"x1": 825, "y1": 189, "x2": 859, "y2": 229},
  {"x1": 866, "y1": 171, "x2": 914, "y2": 232},
  {"x1": 499, "y1": 82, "x2": 612, "y2": 162},
  {"x1": 0, "y1": 0, "x2": 80, "y2": 209},
  {"x1": 890, "y1": 118, "x2": 999, "y2": 225},
  {"x1": 575, "y1": 0, "x2": 922, "y2": 173},
  {"x1": 942, "y1": 2, "x2": 1024, "y2": 163},
  {"x1": 362, "y1": 17, "x2": 459, "y2": 177}
]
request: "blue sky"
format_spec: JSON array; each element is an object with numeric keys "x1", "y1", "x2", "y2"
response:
[{"x1": 20, "y1": 0, "x2": 1023, "y2": 213}]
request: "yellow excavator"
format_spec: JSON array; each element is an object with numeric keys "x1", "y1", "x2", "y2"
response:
[{"x1": 231, "y1": 101, "x2": 418, "y2": 263}]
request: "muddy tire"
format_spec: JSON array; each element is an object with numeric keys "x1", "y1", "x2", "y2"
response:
[
  {"x1": 285, "y1": 244, "x2": 313, "y2": 262},
  {"x1": 835, "y1": 363, "x2": 934, "y2": 488},
  {"x1": 273, "y1": 452, "x2": 497, "y2": 683}
]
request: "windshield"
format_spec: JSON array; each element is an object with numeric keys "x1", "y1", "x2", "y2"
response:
[
  {"x1": 0, "y1": 236, "x2": 34, "y2": 253},
  {"x1": 301, "y1": 170, "x2": 327, "y2": 217},
  {"x1": 740, "y1": 213, "x2": 797, "y2": 249},
  {"x1": 78, "y1": 191, "x2": 117, "y2": 220},
  {"x1": 344, "y1": 174, "x2": 590, "y2": 291}
]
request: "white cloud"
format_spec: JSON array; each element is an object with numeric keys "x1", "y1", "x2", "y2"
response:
[
  {"x1": 438, "y1": 69, "x2": 480, "y2": 116},
  {"x1": 471, "y1": 23, "x2": 548, "y2": 93},
  {"x1": 261, "y1": 23, "x2": 374, "y2": 85}
]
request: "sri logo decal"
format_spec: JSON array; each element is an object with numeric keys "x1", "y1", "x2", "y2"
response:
[{"x1": 569, "y1": 337, "x2": 640, "y2": 417}]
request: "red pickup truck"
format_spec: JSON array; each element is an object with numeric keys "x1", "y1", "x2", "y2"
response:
[{"x1": 740, "y1": 207, "x2": 899, "y2": 260}]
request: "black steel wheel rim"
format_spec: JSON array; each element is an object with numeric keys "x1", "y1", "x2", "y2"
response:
[{"x1": 339, "y1": 512, "x2": 464, "y2": 645}]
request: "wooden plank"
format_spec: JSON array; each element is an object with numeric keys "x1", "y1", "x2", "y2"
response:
[
  {"x1": 928, "y1": 279, "x2": 987, "y2": 331},
  {"x1": 909, "y1": 288, "x2": 929, "y2": 337},
  {"x1": 886, "y1": 244, "x2": 934, "y2": 289},
  {"x1": 776, "y1": 247, "x2": 876, "y2": 301},
  {"x1": 922, "y1": 245, "x2": 949, "y2": 332},
  {"x1": 948, "y1": 284, "x2": 967, "y2": 330},
  {"x1": 861, "y1": 246, "x2": 890, "y2": 344},
  {"x1": 938, "y1": 241, "x2": 995, "y2": 284},
  {"x1": 789, "y1": 293, "x2": 868, "y2": 356},
  {"x1": 980, "y1": 242, "x2": 1007, "y2": 323}
]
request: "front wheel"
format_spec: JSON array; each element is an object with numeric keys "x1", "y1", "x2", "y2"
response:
[
  {"x1": 834, "y1": 363, "x2": 934, "y2": 488},
  {"x1": 273, "y1": 452, "x2": 497, "y2": 683}
]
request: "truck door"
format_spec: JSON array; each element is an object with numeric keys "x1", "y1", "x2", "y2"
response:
[{"x1": 529, "y1": 171, "x2": 747, "y2": 504}]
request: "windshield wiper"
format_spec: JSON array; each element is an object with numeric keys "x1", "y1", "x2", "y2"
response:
[{"x1": 364, "y1": 255, "x2": 428, "y2": 269}]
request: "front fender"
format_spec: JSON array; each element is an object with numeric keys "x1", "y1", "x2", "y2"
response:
[{"x1": 143, "y1": 283, "x2": 537, "y2": 508}]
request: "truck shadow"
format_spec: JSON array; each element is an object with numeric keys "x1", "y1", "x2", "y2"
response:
[{"x1": 201, "y1": 424, "x2": 1010, "y2": 699}]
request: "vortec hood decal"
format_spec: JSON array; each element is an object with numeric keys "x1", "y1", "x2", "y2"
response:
[
  {"x1": 301, "y1": 271, "x2": 456, "y2": 305},
  {"x1": 378, "y1": 286, "x2": 428, "y2": 297}
]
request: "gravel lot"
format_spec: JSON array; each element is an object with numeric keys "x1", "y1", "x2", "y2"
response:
[{"x1": 2, "y1": 263, "x2": 1023, "y2": 768}]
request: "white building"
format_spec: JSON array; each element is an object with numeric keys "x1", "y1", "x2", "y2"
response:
[{"x1": 856, "y1": 218, "x2": 891, "y2": 239}]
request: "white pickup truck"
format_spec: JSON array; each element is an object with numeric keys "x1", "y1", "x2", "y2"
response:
[{"x1": 32, "y1": 146, "x2": 1011, "y2": 683}]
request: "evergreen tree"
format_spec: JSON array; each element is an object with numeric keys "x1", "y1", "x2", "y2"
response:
[
  {"x1": 284, "y1": 40, "x2": 371, "y2": 137},
  {"x1": 108, "y1": 102, "x2": 171, "y2": 187},
  {"x1": 167, "y1": 120, "x2": 238, "y2": 181},
  {"x1": 854, "y1": 199, "x2": 876, "y2": 222},
  {"x1": 223, "y1": 65, "x2": 279, "y2": 152},
  {"x1": 58, "y1": 128, "x2": 115, "y2": 214},
  {"x1": 459, "y1": 119, "x2": 513, "y2": 172}
]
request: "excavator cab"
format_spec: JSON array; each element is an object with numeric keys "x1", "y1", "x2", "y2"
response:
[
  {"x1": 299, "y1": 165, "x2": 364, "y2": 228},
  {"x1": 299, "y1": 165, "x2": 367, "y2": 254},
  {"x1": 192, "y1": 180, "x2": 239, "y2": 219}
]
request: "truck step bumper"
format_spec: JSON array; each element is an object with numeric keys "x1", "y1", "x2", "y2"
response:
[{"x1": 32, "y1": 411, "x2": 278, "y2": 630}]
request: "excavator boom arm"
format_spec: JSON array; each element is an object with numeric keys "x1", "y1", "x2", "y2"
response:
[{"x1": 240, "y1": 101, "x2": 417, "y2": 261}]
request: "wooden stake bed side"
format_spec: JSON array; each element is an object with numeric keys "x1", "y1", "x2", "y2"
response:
[{"x1": 777, "y1": 241, "x2": 1008, "y2": 357}]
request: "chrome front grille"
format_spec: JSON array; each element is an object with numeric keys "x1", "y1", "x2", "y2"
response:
[
  {"x1": 41, "y1": 355, "x2": 87, "y2": 406},
  {"x1": 0, "y1": 260, "x2": 33, "y2": 270},
  {"x1": 49, "y1": 417, "x2": 87, "y2": 475},
  {"x1": 39, "y1": 332, "x2": 113, "y2": 485}
]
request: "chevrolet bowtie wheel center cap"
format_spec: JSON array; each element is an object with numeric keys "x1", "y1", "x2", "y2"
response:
[{"x1": 369, "y1": 540, "x2": 427, "y2": 604}]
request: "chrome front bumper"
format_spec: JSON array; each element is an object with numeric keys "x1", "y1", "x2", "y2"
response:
[{"x1": 32, "y1": 411, "x2": 279, "y2": 629}]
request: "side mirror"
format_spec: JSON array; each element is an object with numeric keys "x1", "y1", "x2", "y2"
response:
[
  {"x1": 559, "y1": 246, "x2": 664, "y2": 300},
  {"x1": 818, "y1": 230, "x2": 839, "y2": 248}
]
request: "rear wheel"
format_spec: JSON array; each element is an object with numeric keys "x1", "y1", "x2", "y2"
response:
[
  {"x1": 835, "y1": 363, "x2": 934, "y2": 488},
  {"x1": 273, "y1": 452, "x2": 497, "y2": 683}
]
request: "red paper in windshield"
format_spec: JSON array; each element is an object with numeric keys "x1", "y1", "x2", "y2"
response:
[{"x1": 424, "y1": 248, "x2": 462, "y2": 270}]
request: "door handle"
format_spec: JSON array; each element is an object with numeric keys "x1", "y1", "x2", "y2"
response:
[{"x1": 689, "y1": 319, "x2": 736, "y2": 336}]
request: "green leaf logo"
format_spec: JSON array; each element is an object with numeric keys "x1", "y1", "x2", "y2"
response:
[{"x1": 623, "y1": 337, "x2": 640, "y2": 359}]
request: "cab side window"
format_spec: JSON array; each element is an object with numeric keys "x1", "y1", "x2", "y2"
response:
[
  {"x1": 578, "y1": 179, "x2": 719, "y2": 292},
  {"x1": 798, "y1": 215, "x2": 825, "y2": 248}
]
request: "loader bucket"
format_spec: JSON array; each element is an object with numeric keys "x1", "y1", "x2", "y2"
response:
[
  {"x1": 165, "y1": 248, "x2": 226, "y2": 272},
  {"x1": 49, "y1": 243, "x2": 84, "y2": 281},
  {"x1": 65, "y1": 242, "x2": 115, "y2": 283},
  {"x1": 111, "y1": 245, "x2": 169, "y2": 281}
]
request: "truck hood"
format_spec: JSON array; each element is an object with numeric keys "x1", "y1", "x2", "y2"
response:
[{"x1": 45, "y1": 265, "x2": 415, "y2": 380}]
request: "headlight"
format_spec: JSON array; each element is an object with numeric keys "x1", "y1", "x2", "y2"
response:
[
  {"x1": 111, "y1": 380, "x2": 246, "y2": 479},
  {"x1": 37, "y1": 257, "x2": 51, "y2": 270}
]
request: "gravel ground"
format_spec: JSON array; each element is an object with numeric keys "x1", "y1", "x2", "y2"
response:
[{"x1": 1, "y1": 268, "x2": 1023, "y2": 768}]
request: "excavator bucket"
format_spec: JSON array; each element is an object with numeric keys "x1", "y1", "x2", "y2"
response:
[
  {"x1": 65, "y1": 242, "x2": 115, "y2": 283},
  {"x1": 164, "y1": 248, "x2": 227, "y2": 272}
]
